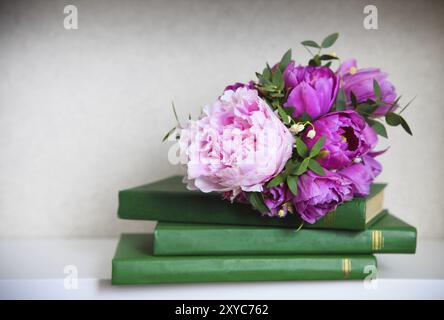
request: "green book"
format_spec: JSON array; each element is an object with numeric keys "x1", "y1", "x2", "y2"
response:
[
  {"x1": 112, "y1": 234, "x2": 377, "y2": 285},
  {"x1": 118, "y1": 176, "x2": 386, "y2": 230},
  {"x1": 154, "y1": 211, "x2": 417, "y2": 256}
]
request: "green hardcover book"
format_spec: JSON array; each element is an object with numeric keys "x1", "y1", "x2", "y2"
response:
[
  {"x1": 153, "y1": 211, "x2": 417, "y2": 256},
  {"x1": 112, "y1": 234, "x2": 377, "y2": 285},
  {"x1": 118, "y1": 176, "x2": 386, "y2": 230}
]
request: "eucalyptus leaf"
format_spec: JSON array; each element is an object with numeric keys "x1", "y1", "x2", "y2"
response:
[
  {"x1": 262, "y1": 67, "x2": 271, "y2": 82},
  {"x1": 399, "y1": 95, "x2": 416, "y2": 114},
  {"x1": 320, "y1": 54, "x2": 339, "y2": 60},
  {"x1": 283, "y1": 106, "x2": 296, "y2": 115},
  {"x1": 357, "y1": 103, "x2": 378, "y2": 116},
  {"x1": 171, "y1": 102, "x2": 179, "y2": 124},
  {"x1": 335, "y1": 89, "x2": 347, "y2": 111},
  {"x1": 350, "y1": 91, "x2": 358, "y2": 108},
  {"x1": 321, "y1": 33, "x2": 339, "y2": 48},
  {"x1": 295, "y1": 137, "x2": 308, "y2": 158},
  {"x1": 162, "y1": 126, "x2": 176, "y2": 142},
  {"x1": 272, "y1": 68, "x2": 284, "y2": 87},
  {"x1": 267, "y1": 173, "x2": 286, "y2": 188},
  {"x1": 308, "y1": 159, "x2": 326, "y2": 176},
  {"x1": 300, "y1": 112, "x2": 312, "y2": 122},
  {"x1": 368, "y1": 119, "x2": 388, "y2": 138},
  {"x1": 277, "y1": 106, "x2": 290, "y2": 124},
  {"x1": 295, "y1": 157, "x2": 310, "y2": 175},
  {"x1": 247, "y1": 192, "x2": 269, "y2": 213},
  {"x1": 400, "y1": 117, "x2": 413, "y2": 135},
  {"x1": 309, "y1": 136, "x2": 326, "y2": 157},
  {"x1": 287, "y1": 175, "x2": 299, "y2": 195},
  {"x1": 279, "y1": 49, "x2": 292, "y2": 72},
  {"x1": 385, "y1": 112, "x2": 402, "y2": 126},
  {"x1": 373, "y1": 79, "x2": 381, "y2": 100},
  {"x1": 301, "y1": 40, "x2": 321, "y2": 48}
]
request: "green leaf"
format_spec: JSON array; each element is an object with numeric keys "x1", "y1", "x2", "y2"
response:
[
  {"x1": 299, "y1": 112, "x2": 312, "y2": 122},
  {"x1": 335, "y1": 89, "x2": 347, "y2": 111},
  {"x1": 295, "y1": 157, "x2": 310, "y2": 175},
  {"x1": 385, "y1": 112, "x2": 402, "y2": 126},
  {"x1": 272, "y1": 68, "x2": 283, "y2": 86},
  {"x1": 301, "y1": 40, "x2": 321, "y2": 48},
  {"x1": 277, "y1": 105, "x2": 290, "y2": 124},
  {"x1": 389, "y1": 95, "x2": 402, "y2": 112},
  {"x1": 267, "y1": 173, "x2": 286, "y2": 188},
  {"x1": 309, "y1": 136, "x2": 326, "y2": 157},
  {"x1": 356, "y1": 103, "x2": 378, "y2": 116},
  {"x1": 247, "y1": 192, "x2": 269, "y2": 213},
  {"x1": 285, "y1": 159, "x2": 300, "y2": 174},
  {"x1": 279, "y1": 49, "x2": 292, "y2": 72},
  {"x1": 368, "y1": 119, "x2": 388, "y2": 138},
  {"x1": 319, "y1": 54, "x2": 339, "y2": 61},
  {"x1": 287, "y1": 175, "x2": 299, "y2": 195},
  {"x1": 350, "y1": 91, "x2": 358, "y2": 108},
  {"x1": 308, "y1": 55, "x2": 321, "y2": 66},
  {"x1": 171, "y1": 102, "x2": 179, "y2": 124},
  {"x1": 324, "y1": 61, "x2": 332, "y2": 68},
  {"x1": 321, "y1": 33, "x2": 339, "y2": 48},
  {"x1": 283, "y1": 106, "x2": 295, "y2": 115},
  {"x1": 262, "y1": 66, "x2": 271, "y2": 82},
  {"x1": 295, "y1": 137, "x2": 308, "y2": 157},
  {"x1": 399, "y1": 95, "x2": 416, "y2": 114},
  {"x1": 373, "y1": 79, "x2": 381, "y2": 100},
  {"x1": 400, "y1": 117, "x2": 413, "y2": 135},
  {"x1": 162, "y1": 126, "x2": 176, "y2": 142},
  {"x1": 308, "y1": 159, "x2": 326, "y2": 176}
]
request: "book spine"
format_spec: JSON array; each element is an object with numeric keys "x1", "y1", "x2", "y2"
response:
[
  {"x1": 112, "y1": 255, "x2": 376, "y2": 285},
  {"x1": 153, "y1": 223, "x2": 417, "y2": 256},
  {"x1": 118, "y1": 189, "x2": 366, "y2": 230}
]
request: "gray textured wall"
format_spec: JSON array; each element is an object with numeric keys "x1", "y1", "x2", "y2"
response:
[{"x1": 1, "y1": 0, "x2": 443, "y2": 238}]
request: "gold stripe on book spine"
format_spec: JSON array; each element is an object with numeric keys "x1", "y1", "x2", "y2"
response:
[
  {"x1": 342, "y1": 258, "x2": 351, "y2": 278},
  {"x1": 372, "y1": 230, "x2": 384, "y2": 251}
]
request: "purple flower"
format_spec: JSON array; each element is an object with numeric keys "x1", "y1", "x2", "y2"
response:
[
  {"x1": 338, "y1": 155, "x2": 382, "y2": 197},
  {"x1": 293, "y1": 171, "x2": 353, "y2": 224},
  {"x1": 304, "y1": 110, "x2": 377, "y2": 170},
  {"x1": 339, "y1": 59, "x2": 397, "y2": 117},
  {"x1": 262, "y1": 184, "x2": 292, "y2": 217},
  {"x1": 224, "y1": 81, "x2": 255, "y2": 92},
  {"x1": 283, "y1": 62, "x2": 339, "y2": 119}
]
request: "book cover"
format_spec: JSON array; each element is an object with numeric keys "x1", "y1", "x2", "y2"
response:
[
  {"x1": 153, "y1": 211, "x2": 416, "y2": 256},
  {"x1": 118, "y1": 176, "x2": 386, "y2": 230},
  {"x1": 112, "y1": 234, "x2": 377, "y2": 285}
]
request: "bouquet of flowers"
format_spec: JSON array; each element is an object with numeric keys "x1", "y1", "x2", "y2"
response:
[{"x1": 165, "y1": 33, "x2": 412, "y2": 225}]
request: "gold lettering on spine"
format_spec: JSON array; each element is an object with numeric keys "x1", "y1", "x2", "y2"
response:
[
  {"x1": 342, "y1": 258, "x2": 352, "y2": 278},
  {"x1": 372, "y1": 230, "x2": 384, "y2": 251}
]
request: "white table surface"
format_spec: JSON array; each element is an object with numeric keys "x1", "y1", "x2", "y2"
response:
[{"x1": 0, "y1": 237, "x2": 443, "y2": 299}]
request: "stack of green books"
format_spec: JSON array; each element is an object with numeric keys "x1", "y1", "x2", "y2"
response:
[{"x1": 112, "y1": 176, "x2": 417, "y2": 284}]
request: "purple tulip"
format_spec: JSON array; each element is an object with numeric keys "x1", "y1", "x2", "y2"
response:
[
  {"x1": 283, "y1": 62, "x2": 339, "y2": 119},
  {"x1": 293, "y1": 171, "x2": 353, "y2": 224},
  {"x1": 304, "y1": 110, "x2": 377, "y2": 170},
  {"x1": 339, "y1": 59, "x2": 397, "y2": 117},
  {"x1": 338, "y1": 155, "x2": 382, "y2": 197}
]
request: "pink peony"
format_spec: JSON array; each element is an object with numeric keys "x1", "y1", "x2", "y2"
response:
[{"x1": 179, "y1": 87, "x2": 294, "y2": 193}]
